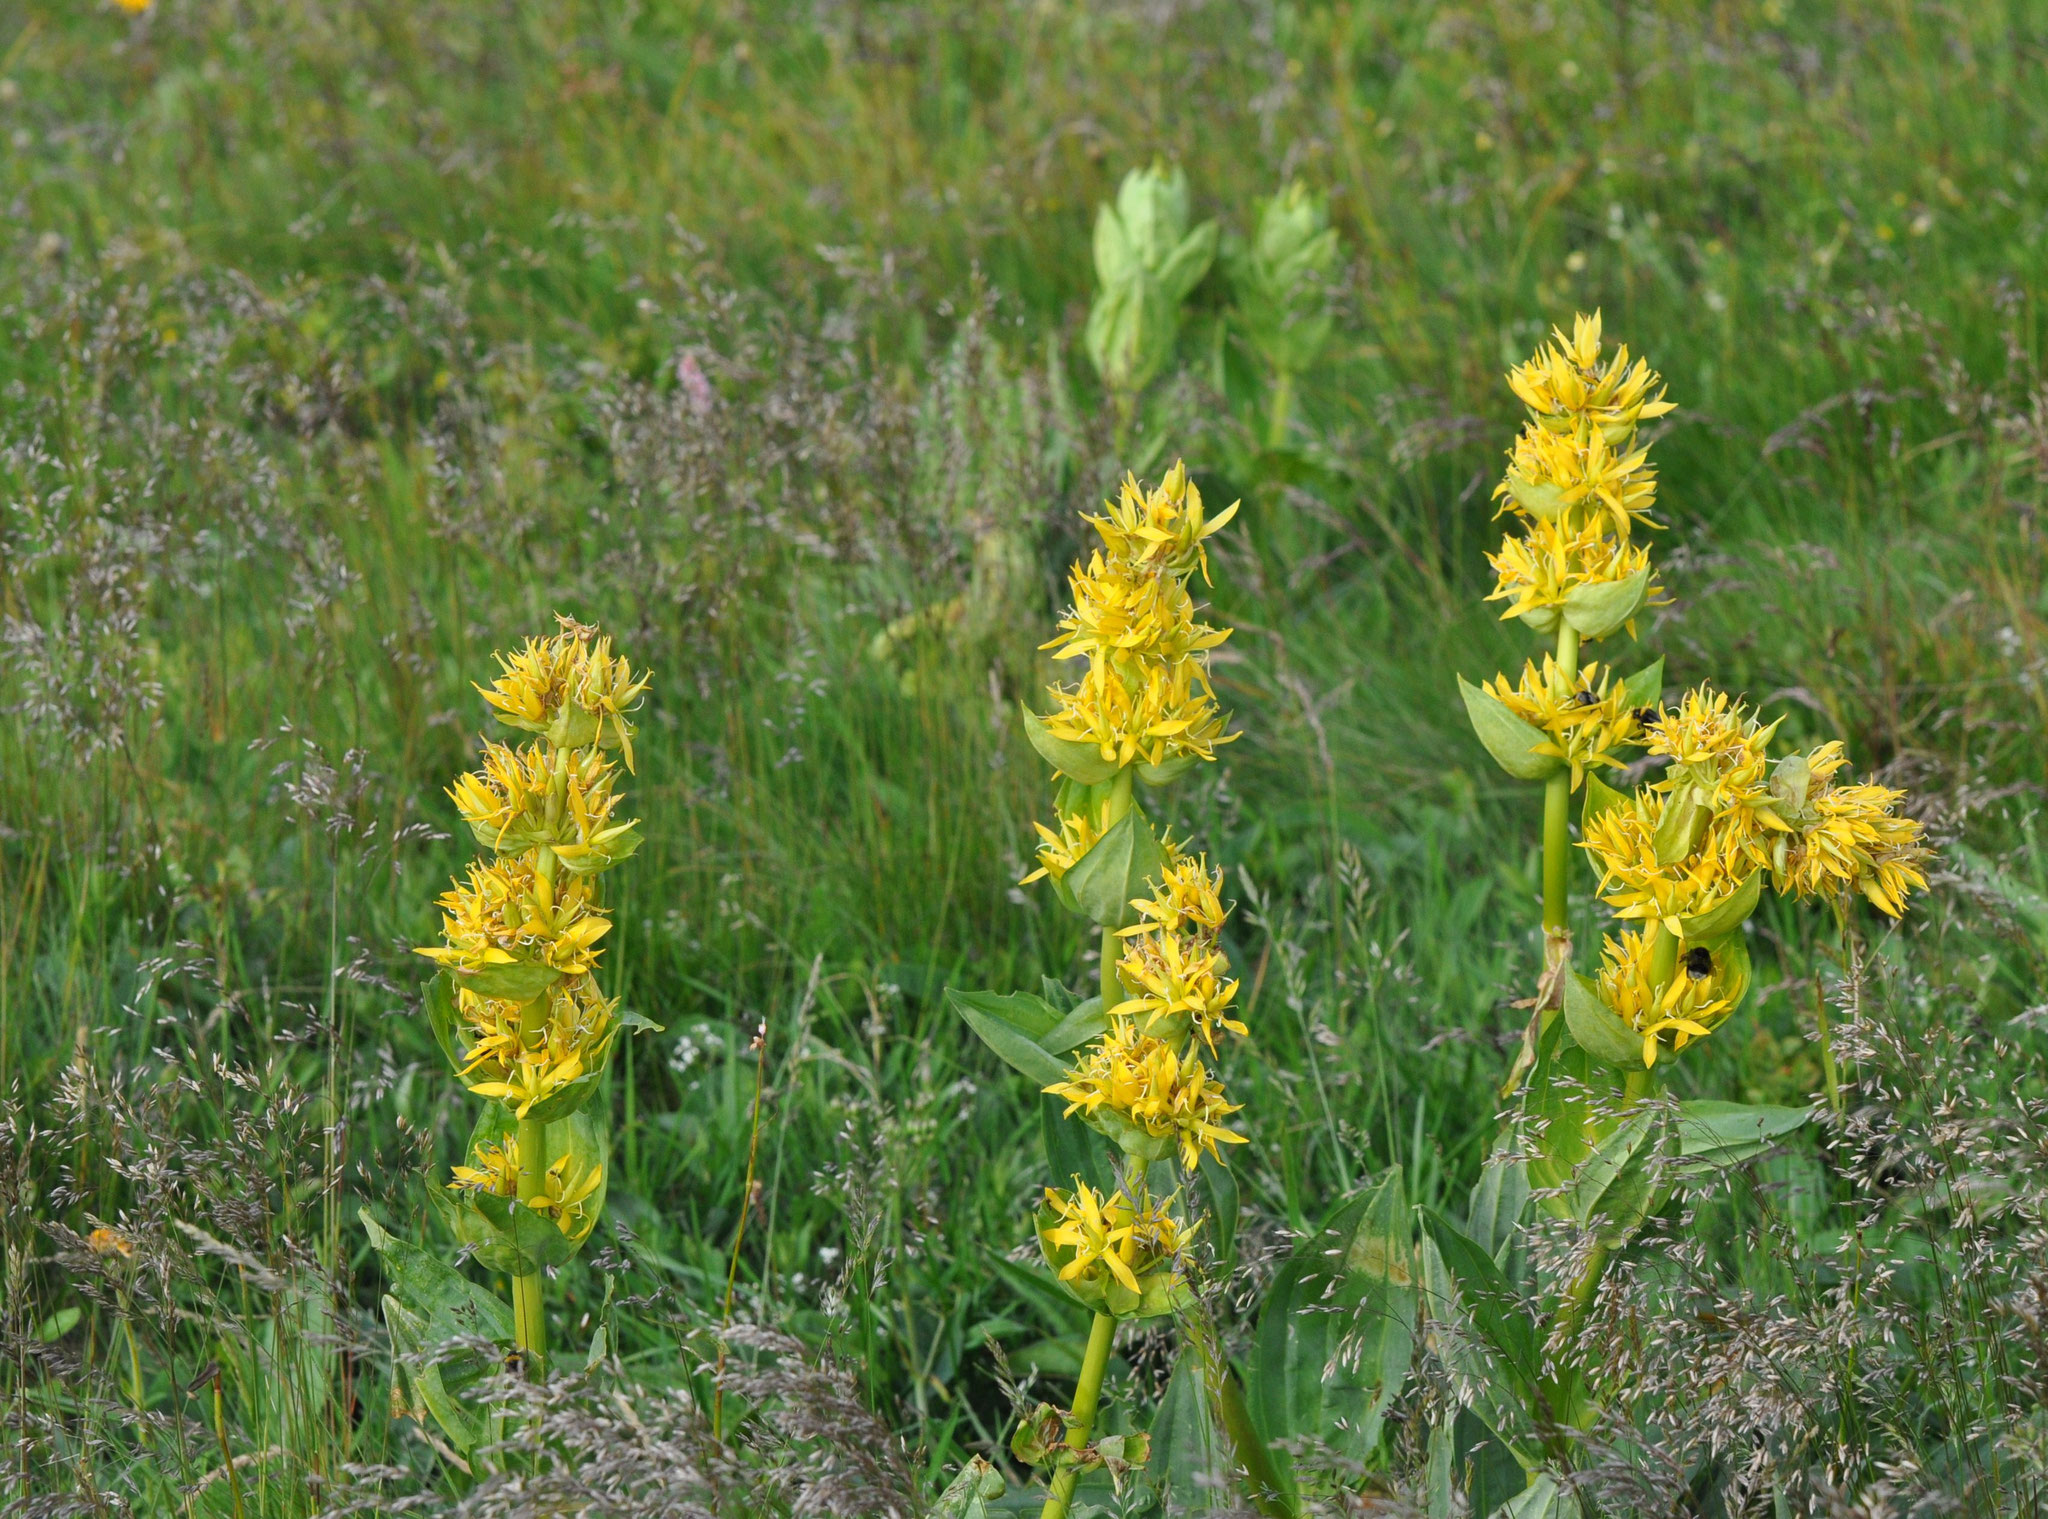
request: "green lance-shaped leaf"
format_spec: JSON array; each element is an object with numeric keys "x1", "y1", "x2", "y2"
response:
[
  {"x1": 1561, "y1": 566, "x2": 1651, "y2": 640},
  {"x1": 1499, "y1": 1472, "x2": 1584, "y2": 1519},
  {"x1": 1466, "y1": 1148, "x2": 1531, "y2": 1267},
  {"x1": 454, "y1": 958, "x2": 563, "y2": 1004},
  {"x1": 362, "y1": 1210, "x2": 514, "y2": 1346},
  {"x1": 1137, "y1": 753, "x2": 1200, "y2": 788},
  {"x1": 1505, "y1": 479, "x2": 1570, "y2": 521},
  {"x1": 1146, "y1": 1355, "x2": 1232, "y2": 1511},
  {"x1": 1021, "y1": 703, "x2": 1123, "y2": 786},
  {"x1": 1581, "y1": 773, "x2": 1630, "y2": 831},
  {"x1": 1458, "y1": 677, "x2": 1565, "y2": 783},
  {"x1": 1651, "y1": 782, "x2": 1710, "y2": 866},
  {"x1": 1199, "y1": 1147, "x2": 1240, "y2": 1275},
  {"x1": 1084, "y1": 1102, "x2": 1177, "y2": 1166},
  {"x1": 1245, "y1": 1169, "x2": 1418, "y2": 1480},
  {"x1": 1563, "y1": 1105, "x2": 1672, "y2": 1249},
  {"x1": 382, "y1": 1294, "x2": 491, "y2": 1454},
  {"x1": 424, "y1": 971, "x2": 467, "y2": 1076},
  {"x1": 1427, "y1": 1408, "x2": 1537, "y2": 1518},
  {"x1": 1676, "y1": 870, "x2": 1763, "y2": 943},
  {"x1": 1622, "y1": 656, "x2": 1665, "y2": 710},
  {"x1": 1042, "y1": 996, "x2": 1110, "y2": 1055},
  {"x1": 949, "y1": 988, "x2": 1072, "y2": 1087},
  {"x1": 1563, "y1": 971, "x2": 1648, "y2": 1072},
  {"x1": 1677, "y1": 1100, "x2": 1811, "y2": 1170},
  {"x1": 1064, "y1": 807, "x2": 1172, "y2": 930},
  {"x1": 1419, "y1": 1209, "x2": 1541, "y2": 1400},
  {"x1": 1041, "y1": 1092, "x2": 1118, "y2": 1198},
  {"x1": 1093, "y1": 193, "x2": 1137, "y2": 287},
  {"x1": 1156, "y1": 221, "x2": 1221, "y2": 305}
]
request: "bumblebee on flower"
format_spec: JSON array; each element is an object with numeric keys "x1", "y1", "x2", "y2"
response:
[{"x1": 1462, "y1": 315, "x2": 1932, "y2": 1079}]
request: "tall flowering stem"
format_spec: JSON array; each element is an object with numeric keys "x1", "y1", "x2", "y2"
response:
[
  {"x1": 1464, "y1": 312, "x2": 1672, "y2": 1040},
  {"x1": 1453, "y1": 319, "x2": 1933, "y2": 1455},
  {"x1": 956, "y1": 464, "x2": 1265, "y2": 1517},
  {"x1": 413, "y1": 616, "x2": 657, "y2": 1378}
]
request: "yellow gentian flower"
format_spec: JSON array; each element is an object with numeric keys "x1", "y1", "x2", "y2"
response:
[
  {"x1": 1596, "y1": 928, "x2": 1739, "y2": 1069},
  {"x1": 1046, "y1": 1022, "x2": 1246, "y2": 1170}
]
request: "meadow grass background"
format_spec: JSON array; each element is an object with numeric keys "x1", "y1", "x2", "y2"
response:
[{"x1": 3, "y1": 0, "x2": 2048, "y2": 1511}]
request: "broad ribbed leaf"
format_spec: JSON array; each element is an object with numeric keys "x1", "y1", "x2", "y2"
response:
[
  {"x1": 1466, "y1": 1151, "x2": 1529, "y2": 1266},
  {"x1": 1420, "y1": 1210, "x2": 1539, "y2": 1398},
  {"x1": 1417, "y1": 1237, "x2": 1538, "y2": 1469},
  {"x1": 1146, "y1": 1355, "x2": 1230, "y2": 1510},
  {"x1": 1246, "y1": 1169, "x2": 1417, "y2": 1475}
]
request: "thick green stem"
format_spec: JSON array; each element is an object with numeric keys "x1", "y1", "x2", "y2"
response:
[
  {"x1": 1100, "y1": 927, "x2": 1122, "y2": 1016},
  {"x1": 1038, "y1": 1312, "x2": 1116, "y2": 1519},
  {"x1": 511, "y1": 978, "x2": 552, "y2": 1376},
  {"x1": 1538, "y1": 623, "x2": 1583, "y2": 994},
  {"x1": 1098, "y1": 768, "x2": 1138, "y2": 1012},
  {"x1": 512, "y1": 1112, "x2": 549, "y2": 1375},
  {"x1": 1540, "y1": 771, "x2": 1572, "y2": 942}
]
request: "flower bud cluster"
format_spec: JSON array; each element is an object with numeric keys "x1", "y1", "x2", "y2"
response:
[
  {"x1": 448, "y1": 1131, "x2": 605, "y2": 1245},
  {"x1": 1032, "y1": 1179, "x2": 1196, "y2": 1318},
  {"x1": 1486, "y1": 312, "x2": 1671, "y2": 639},
  {"x1": 1038, "y1": 462, "x2": 1238, "y2": 773},
  {"x1": 1482, "y1": 656, "x2": 1649, "y2": 790}
]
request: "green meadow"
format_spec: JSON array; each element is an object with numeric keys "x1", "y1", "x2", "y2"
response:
[{"x1": 3, "y1": 0, "x2": 2047, "y2": 1511}]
